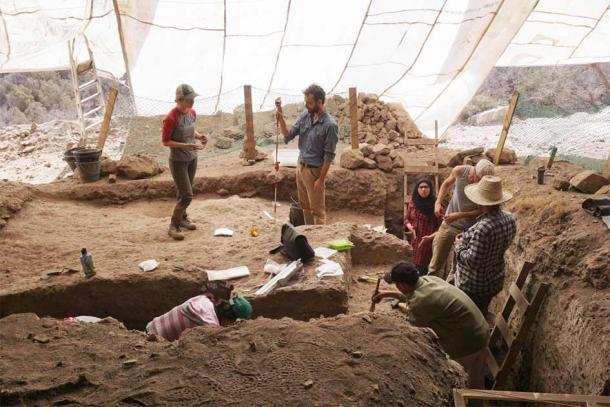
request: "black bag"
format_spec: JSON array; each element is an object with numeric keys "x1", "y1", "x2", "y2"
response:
[
  {"x1": 289, "y1": 201, "x2": 305, "y2": 227},
  {"x1": 269, "y1": 223, "x2": 315, "y2": 262}
]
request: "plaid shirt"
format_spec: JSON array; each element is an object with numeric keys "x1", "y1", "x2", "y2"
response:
[{"x1": 455, "y1": 209, "x2": 516, "y2": 296}]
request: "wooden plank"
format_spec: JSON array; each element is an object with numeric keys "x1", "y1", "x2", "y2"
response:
[
  {"x1": 494, "y1": 91, "x2": 520, "y2": 165},
  {"x1": 509, "y1": 284, "x2": 530, "y2": 314},
  {"x1": 112, "y1": 0, "x2": 137, "y2": 114},
  {"x1": 403, "y1": 172, "x2": 408, "y2": 241},
  {"x1": 349, "y1": 87, "x2": 359, "y2": 150},
  {"x1": 547, "y1": 146, "x2": 557, "y2": 170},
  {"x1": 452, "y1": 389, "x2": 467, "y2": 407},
  {"x1": 485, "y1": 347, "x2": 499, "y2": 377},
  {"x1": 242, "y1": 85, "x2": 256, "y2": 160},
  {"x1": 455, "y1": 389, "x2": 610, "y2": 404},
  {"x1": 494, "y1": 283, "x2": 549, "y2": 389},
  {"x1": 500, "y1": 261, "x2": 532, "y2": 322},
  {"x1": 494, "y1": 315, "x2": 513, "y2": 347},
  {"x1": 403, "y1": 165, "x2": 439, "y2": 174},
  {"x1": 96, "y1": 88, "x2": 118, "y2": 150},
  {"x1": 404, "y1": 138, "x2": 439, "y2": 146}
]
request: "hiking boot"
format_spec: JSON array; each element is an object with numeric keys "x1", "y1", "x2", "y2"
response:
[
  {"x1": 180, "y1": 214, "x2": 197, "y2": 231},
  {"x1": 168, "y1": 224, "x2": 185, "y2": 240}
]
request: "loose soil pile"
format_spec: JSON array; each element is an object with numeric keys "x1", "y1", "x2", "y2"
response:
[{"x1": 0, "y1": 312, "x2": 465, "y2": 406}]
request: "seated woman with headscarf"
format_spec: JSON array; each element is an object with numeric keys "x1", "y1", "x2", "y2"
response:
[{"x1": 404, "y1": 178, "x2": 441, "y2": 275}]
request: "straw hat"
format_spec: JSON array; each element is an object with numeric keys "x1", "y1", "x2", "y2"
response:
[{"x1": 464, "y1": 175, "x2": 513, "y2": 206}]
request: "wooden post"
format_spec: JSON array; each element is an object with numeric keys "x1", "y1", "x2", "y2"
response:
[
  {"x1": 96, "y1": 88, "x2": 118, "y2": 150},
  {"x1": 349, "y1": 87, "x2": 359, "y2": 149},
  {"x1": 434, "y1": 120, "x2": 439, "y2": 193},
  {"x1": 112, "y1": 0, "x2": 137, "y2": 115},
  {"x1": 243, "y1": 85, "x2": 256, "y2": 160},
  {"x1": 546, "y1": 146, "x2": 557, "y2": 170},
  {"x1": 494, "y1": 91, "x2": 520, "y2": 165}
]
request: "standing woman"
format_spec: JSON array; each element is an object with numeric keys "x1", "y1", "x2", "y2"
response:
[
  {"x1": 404, "y1": 178, "x2": 441, "y2": 275},
  {"x1": 162, "y1": 84, "x2": 208, "y2": 240}
]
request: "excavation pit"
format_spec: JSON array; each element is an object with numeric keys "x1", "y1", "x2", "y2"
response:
[{"x1": 0, "y1": 184, "x2": 410, "y2": 330}]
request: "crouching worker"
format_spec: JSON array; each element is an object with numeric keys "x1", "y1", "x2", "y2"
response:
[
  {"x1": 372, "y1": 261, "x2": 489, "y2": 389},
  {"x1": 146, "y1": 292, "x2": 252, "y2": 342}
]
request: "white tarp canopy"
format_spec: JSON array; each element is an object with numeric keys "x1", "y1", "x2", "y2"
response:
[{"x1": 2, "y1": 0, "x2": 610, "y2": 136}]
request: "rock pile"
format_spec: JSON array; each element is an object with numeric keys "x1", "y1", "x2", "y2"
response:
[
  {"x1": 331, "y1": 93, "x2": 423, "y2": 146},
  {"x1": 339, "y1": 142, "x2": 404, "y2": 173}
]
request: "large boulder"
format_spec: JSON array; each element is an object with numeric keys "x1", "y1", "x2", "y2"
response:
[
  {"x1": 447, "y1": 147, "x2": 484, "y2": 167},
  {"x1": 222, "y1": 126, "x2": 244, "y2": 141},
  {"x1": 469, "y1": 106, "x2": 508, "y2": 126},
  {"x1": 116, "y1": 154, "x2": 162, "y2": 180},
  {"x1": 485, "y1": 147, "x2": 517, "y2": 165},
  {"x1": 350, "y1": 227, "x2": 412, "y2": 265},
  {"x1": 339, "y1": 148, "x2": 365, "y2": 170},
  {"x1": 570, "y1": 170, "x2": 610, "y2": 194},
  {"x1": 215, "y1": 136, "x2": 233, "y2": 149}
]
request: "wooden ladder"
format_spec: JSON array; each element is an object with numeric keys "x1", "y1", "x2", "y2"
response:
[
  {"x1": 486, "y1": 261, "x2": 550, "y2": 390},
  {"x1": 402, "y1": 120, "x2": 440, "y2": 240},
  {"x1": 67, "y1": 35, "x2": 106, "y2": 145}
]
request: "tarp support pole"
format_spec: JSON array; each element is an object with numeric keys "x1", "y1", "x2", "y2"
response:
[
  {"x1": 349, "y1": 87, "x2": 359, "y2": 149},
  {"x1": 112, "y1": 0, "x2": 137, "y2": 115},
  {"x1": 495, "y1": 91, "x2": 519, "y2": 165}
]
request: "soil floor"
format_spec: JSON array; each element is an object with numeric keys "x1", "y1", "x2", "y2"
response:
[{"x1": 0, "y1": 151, "x2": 608, "y2": 404}]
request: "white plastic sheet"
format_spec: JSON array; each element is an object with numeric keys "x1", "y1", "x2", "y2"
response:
[{"x1": 2, "y1": 0, "x2": 610, "y2": 137}]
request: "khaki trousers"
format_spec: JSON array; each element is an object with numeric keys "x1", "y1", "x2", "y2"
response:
[
  {"x1": 455, "y1": 346, "x2": 487, "y2": 390},
  {"x1": 296, "y1": 164, "x2": 326, "y2": 225},
  {"x1": 428, "y1": 221, "x2": 461, "y2": 279}
]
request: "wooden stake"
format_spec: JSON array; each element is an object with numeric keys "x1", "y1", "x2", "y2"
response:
[
  {"x1": 494, "y1": 91, "x2": 520, "y2": 165},
  {"x1": 349, "y1": 87, "x2": 359, "y2": 149},
  {"x1": 603, "y1": 152, "x2": 610, "y2": 179},
  {"x1": 96, "y1": 88, "x2": 118, "y2": 150},
  {"x1": 546, "y1": 146, "x2": 557, "y2": 170},
  {"x1": 369, "y1": 277, "x2": 381, "y2": 312},
  {"x1": 243, "y1": 85, "x2": 256, "y2": 160},
  {"x1": 434, "y1": 120, "x2": 439, "y2": 193}
]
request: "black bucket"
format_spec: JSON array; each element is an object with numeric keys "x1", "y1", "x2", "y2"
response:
[
  {"x1": 76, "y1": 161, "x2": 101, "y2": 183},
  {"x1": 63, "y1": 147, "x2": 86, "y2": 171},
  {"x1": 74, "y1": 148, "x2": 102, "y2": 163}
]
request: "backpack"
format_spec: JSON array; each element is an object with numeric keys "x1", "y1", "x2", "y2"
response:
[{"x1": 269, "y1": 223, "x2": 315, "y2": 262}]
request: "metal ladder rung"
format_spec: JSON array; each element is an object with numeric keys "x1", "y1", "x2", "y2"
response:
[
  {"x1": 85, "y1": 118, "x2": 104, "y2": 131},
  {"x1": 83, "y1": 106, "x2": 103, "y2": 117},
  {"x1": 78, "y1": 79, "x2": 97, "y2": 91}
]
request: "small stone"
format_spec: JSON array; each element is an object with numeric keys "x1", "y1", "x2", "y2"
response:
[
  {"x1": 360, "y1": 144, "x2": 374, "y2": 157},
  {"x1": 485, "y1": 147, "x2": 517, "y2": 165},
  {"x1": 304, "y1": 380, "x2": 314, "y2": 389},
  {"x1": 372, "y1": 144, "x2": 390, "y2": 156},
  {"x1": 249, "y1": 341, "x2": 257, "y2": 352},
  {"x1": 108, "y1": 174, "x2": 117, "y2": 184},
  {"x1": 217, "y1": 188, "x2": 230, "y2": 196},
  {"x1": 376, "y1": 155, "x2": 393, "y2": 172},
  {"x1": 340, "y1": 148, "x2": 365, "y2": 170},
  {"x1": 351, "y1": 350, "x2": 364, "y2": 358},
  {"x1": 32, "y1": 335, "x2": 50, "y2": 344},
  {"x1": 552, "y1": 179, "x2": 570, "y2": 191},
  {"x1": 363, "y1": 158, "x2": 377, "y2": 169},
  {"x1": 372, "y1": 384, "x2": 379, "y2": 392},
  {"x1": 362, "y1": 314, "x2": 372, "y2": 324},
  {"x1": 122, "y1": 359, "x2": 137, "y2": 368},
  {"x1": 387, "y1": 129, "x2": 399, "y2": 141}
]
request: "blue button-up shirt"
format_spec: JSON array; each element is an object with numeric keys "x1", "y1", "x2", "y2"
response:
[{"x1": 285, "y1": 111, "x2": 339, "y2": 167}]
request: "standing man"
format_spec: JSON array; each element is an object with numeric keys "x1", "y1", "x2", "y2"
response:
[
  {"x1": 373, "y1": 261, "x2": 490, "y2": 389},
  {"x1": 162, "y1": 84, "x2": 208, "y2": 240},
  {"x1": 455, "y1": 175, "x2": 516, "y2": 318},
  {"x1": 276, "y1": 84, "x2": 339, "y2": 225},
  {"x1": 428, "y1": 159, "x2": 495, "y2": 278}
]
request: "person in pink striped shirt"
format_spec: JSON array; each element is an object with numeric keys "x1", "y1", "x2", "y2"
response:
[{"x1": 146, "y1": 293, "x2": 252, "y2": 342}]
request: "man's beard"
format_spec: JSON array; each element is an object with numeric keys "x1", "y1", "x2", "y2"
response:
[{"x1": 307, "y1": 105, "x2": 320, "y2": 114}]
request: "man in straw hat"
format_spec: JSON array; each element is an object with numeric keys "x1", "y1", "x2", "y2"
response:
[
  {"x1": 454, "y1": 175, "x2": 516, "y2": 319},
  {"x1": 429, "y1": 159, "x2": 495, "y2": 279}
]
